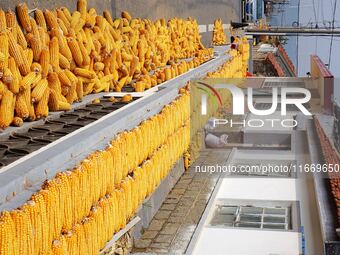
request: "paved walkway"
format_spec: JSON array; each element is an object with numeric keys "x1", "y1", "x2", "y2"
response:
[{"x1": 132, "y1": 149, "x2": 231, "y2": 254}]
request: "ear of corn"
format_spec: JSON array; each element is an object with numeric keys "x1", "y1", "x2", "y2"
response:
[
  {"x1": 44, "y1": 10, "x2": 59, "y2": 31},
  {"x1": 16, "y1": 3, "x2": 32, "y2": 33},
  {"x1": 58, "y1": 100, "x2": 71, "y2": 111},
  {"x1": 74, "y1": 68, "x2": 95, "y2": 79},
  {"x1": 49, "y1": 37, "x2": 59, "y2": 72},
  {"x1": 31, "y1": 62, "x2": 42, "y2": 73},
  {"x1": 212, "y1": 19, "x2": 227, "y2": 45},
  {"x1": 20, "y1": 72, "x2": 37, "y2": 91},
  {"x1": 29, "y1": 36, "x2": 42, "y2": 62},
  {"x1": 31, "y1": 79, "x2": 48, "y2": 102},
  {"x1": 57, "y1": 70, "x2": 72, "y2": 87},
  {"x1": 67, "y1": 38, "x2": 83, "y2": 67},
  {"x1": 15, "y1": 91, "x2": 29, "y2": 119},
  {"x1": 56, "y1": 9, "x2": 70, "y2": 29},
  {"x1": 8, "y1": 57, "x2": 21, "y2": 93},
  {"x1": 0, "y1": 89, "x2": 14, "y2": 128},
  {"x1": 0, "y1": 10, "x2": 7, "y2": 31},
  {"x1": 35, "y1": 9, "x2": 47, "y2": 30},
  {"x1": 5, "y1": 10, "x2": 16, "y2": 29},
  {"x1": 77, "y1": 0, "x2": 87, "y2": 19},
  {"x1": 61, "y1": 7, "x2": 72, "y2": 22},
  {"x1": 8, "y1": 32, "x2": 25, "y2": 72},
  {"x1": 19, "y1": 50, "x2": 31, "y2": 77},
  {"x1": 40, "y1": 48, "x2": 50, "y2": 77},
  {"x1": 11, "y1": 116, "x2": 23, "y2": 127},
  {"x1": 34, "y1": 87, "x2": 49, "y2": 118},
  {"x1": 0, "y1": 33, "x2": 9, "y2": 74},
  {"x1": 16, "y1": 25, "x2": 28, "y2": 49}
]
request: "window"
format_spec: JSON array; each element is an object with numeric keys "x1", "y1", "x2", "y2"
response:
[{"x1": 209, "y1": 200, "x2": 300, "y2": 232}]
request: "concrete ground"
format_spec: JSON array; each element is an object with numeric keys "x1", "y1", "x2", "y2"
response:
[{"x1": 132, "y1": 149, "x2": 231, "y2": 254}]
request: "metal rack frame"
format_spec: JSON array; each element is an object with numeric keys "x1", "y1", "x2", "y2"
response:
[{"x1": 0, "y1": 50, "x2": 230, "y2": 211}]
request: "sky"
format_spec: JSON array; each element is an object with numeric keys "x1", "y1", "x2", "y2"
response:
[{"x1": 297, "y1": 0, "x2": 340, "y2": 75}]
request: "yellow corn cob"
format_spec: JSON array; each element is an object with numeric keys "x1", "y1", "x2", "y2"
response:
[
  {"x1": 3, "y1": 57, "x2": 21, "y2": 94},
  {"x1": 94, "y1": 62, "x2": 105, "y2": 71},
  {"x1": 129, "y1": 56, "x2": 139, "y2": 76},
  {"x1": 31, "y1": 63, "x2": 42, "y2": 73},
  {"x1": 57, "y1": 70, "x2": 72, "y2": 87},
  {"x1": 30, "y1": 18, "x2": 40, "y2": 39},
  {"x1": 61, "y1": 85, "x2": 69, "y2": 96},
  {"x1": 15, "y1": 91, "x2": 29, "y2": 119},
  {"x1": 67, "y1": 38, "x2": 83, "y2": 66},
  {"x1": 0, "y1": 32, "x2": 8, "y2": 73},
  {"x1": 85, "y1": 13, "x2": 96, "y2": 29},
  {"x1": 57, "y1": 18, "x2": 69, "y2": 36},
  {"x1": 23, "y1": 48, "x2": 33, "y2": 68},
  {"x1": 40, "y1": 48, "x2": 50, "y2": 77},
  {"x1": 65, "y1": 84, "x2": 78, "y2": 103},
  {"x1": 7, "y1": 31, "x2": 24, "y2": 68},
  {"x1": 0, "y1": 89, "x2": 14, "y2": 128},
  {"x1": 15, "y1": 24, "x2": 27, "y2": 49},
  {"x1": 16, "y1": 3, "x2": 32, "y2": 33},
  {"x1": 2, "y1": 67, "x2": 13, "y2": 85},
  {"x1": 75, "y1": 18, "x2": 86, "y2": 34},
  {"x1": 31, "y1": 79, "x2": 48, "y2": 102},
  {"x1": 29, "y1": 36, "x2": 42, "y2": 62},
  {"x1": 34, "y1": 87, "x2": 49, "y2": 118},
  {"x1": 77, "y1": 0, "x2": 87, "y2": 19},
  {"x1": 0, "y1": 81, "x2": 4, "y2": 94},
  {"x1": 76, "y1": 79, "x2": 83, "y2": 101},
  {"x1": 8, "y1": 55, "x2": 21, "y2": 79},
  {"x1": 49, "y1": 37, "x2": 59, "y2": 72},
  {"x1": 58, "y1": 100, "x2": 71, "y2": 111},
  {"x1": 121, "y1": 11, "x2": 132, "y2": 21},
  {"x1": 103, "y1": 10, "x2": 114, "y2": 26},
  {"x1": 74, "y1": 68, "x2": 95, "y2": 79},
  {"x1": 18, "y1": 46, "x2": 31, "y2": 76},
  {"x1": 78, "y1": 41, "x2": 90, "y2": 66},
  {"x1": 48, "y1": 88, "x2": 59, "y2": 111},
  {"x1": 21, "y1": 86, "x2": 35, "y2": 120},
  {"x1": 38, "y1": 27, "x2": 49, "y2": 48},
  {"x1": 44, "y1": 10, "x2": 59, "y2": 31},
  {"x1": 35, "y1": 9, "x2": 47, "y2": 30},
  {"x1": 59, "y1": 53, "x2": 70, "y2": 69},
  {"x1": 20, "y1": 72, "x2": 37, "y2": 91},
  {"x1": 5, "y1": 10, "x2": 16, "y2": 29},
  {"x1": 70, "y1": 11, "x2": 81, "y2": 29},
  {"x1": 0, "y1": 10, "x2": 7, "y2": 31},
  {"x1": 56, "y1": 9, "x2": 70, "y2": 29},
  {"x1": 61, "y1": 7, "x2": 72, "y2": 22},
  {"x1": 31, "y1": 73, "x2": 42, "y2": 87},
  {"x1": 64, "y1": 70, "x2": 78, "y2": 84},
  {"x1": 47, "y1": 72, "x2": 61, "y2": 94},
  {"x1": 83, "y1": 82, "x2": 94, "y2": 95},
  {"x1": 11, "y1": 116, "x2": 23, "y2": 127}
]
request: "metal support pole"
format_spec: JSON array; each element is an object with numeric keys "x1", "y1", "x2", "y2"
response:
[
  {"x1": 248, "y1": 37, "x2": 254, "y2": 74},
  {"x1": 245, "y1": 27, "x2": 340, "y2": 36}
]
